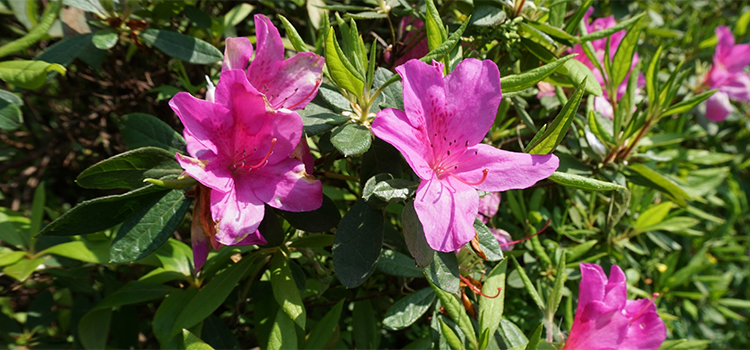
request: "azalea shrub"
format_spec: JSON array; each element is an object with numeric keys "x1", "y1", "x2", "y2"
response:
[{"x1": 1, "y1": 0, "x2": 749, "y2": 349}]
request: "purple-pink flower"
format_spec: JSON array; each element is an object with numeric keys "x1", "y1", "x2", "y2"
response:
[
  {"x1": 477, "y1": 192, "x2": 501, "y2": 224},
  {"x1": 171, "y1": 70, "x2": 322, "y2": 271},
  {"x1": 563, "y1": 263, "x2": 666, "y2": 350},
  {"x1": 385, "y1": 16, "x2": 430, "y2": 68},
  {"x1": 371, "y1": 59, "x2": 558, "y2": 252},
  {"x1": 221, "y1": 14, "x2": 325, "y2": 112},
  {"x1": 569, "y1": 8, "x2": 644, "y2": 119},
  {"x1": 703, "y1": 26, "x2": 750, "y2": 122}
]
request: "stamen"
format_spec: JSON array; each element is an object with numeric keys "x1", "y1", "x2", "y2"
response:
[
  {"x1": 448, "y1": 168, "x2": 488, "y2": 186},
  {"x1": 285, "y1": 81, "x2": 322, "y2": 110},
  {"x1": 630, "y1": 293, "x2": 659, "y2": 324},
  {"x1": 235, "y1": 138, "x2": 277, "y2": 170},
  {"x1": 459, "y1": 274, "x2": 501, "y2": 298},
  {"x1": 499, "y1": 219, "x2": 551, "y2": 247}
]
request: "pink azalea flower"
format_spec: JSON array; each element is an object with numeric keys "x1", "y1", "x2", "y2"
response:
[
  {"x1": 703, "y1": 26, "x2": 750, "y2": 122},
  {"x1": 385, "y1": 16, "x2": 430, "y2": 67},
  {"x1": 536, "y1": 81, "x2": 557, "y2": 99},
  {"x1": 371, "y1": 59, "x2": 559, "y2": 252},
  {"x1": 222, "y1": 14, "x2": 325, "y2": 112},
  {"x1": 171, "y1": 70, "x2": 323, "y2": 271},
  {"x1": 563, "y1": 263, "x2": 666, "y2": 350},
  {"x1": 477, "y1": 192, "x2": 501, "y2": 224},
  {"x1": 491, "y1": 228, "x2": 514, "y2": 251},
  {"x1": 569, "y1": 8, "x2": 645, "y2": 118}
]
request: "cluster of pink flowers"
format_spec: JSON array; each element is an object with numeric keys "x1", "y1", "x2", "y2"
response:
[
  {"x1": 704, "y1": 26, "x2": 750, "y2": 122},
  {"x1": 569, "y1": 7, "x2": 645, "y2": 119},
  {"x1": 171, "y1": 15, "x2": 324, "y2": 271}
]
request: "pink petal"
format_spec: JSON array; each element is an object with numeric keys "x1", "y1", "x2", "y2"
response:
[
  {"x1": 491, "y1": 228, "x2": 514, "y2": 251},
  {"x1": 576, "y1": 263, "x2": 607, "y2": 315},
  {"x1": 705, "y1": 91, "x2": 734, "y2": 122},
  {"x1": 477, "y1": 192, "x2": 501, "y2": 223},
  {"x1": 594, "y1": 96, "x2": 614, "y2": 119},
  {"x1": 191, "y1": 217, "x2": 211, "y2": 272},
  {"x1": 452, "y1": 144, "x2": 558, "y2": 193},
  {"x1": 235, "y1": 229, "x2": 267, "y2": 246},
  {"x1": 622, "y1": 299, "x2": 666, "y2": 350},
  {"x1": 290, "y1": 137, "x2": 315, "y2": 174},
  {"x1": 720, "y1": 73, "x2": 750, "y2": 102},
  {"x1": 176, "y1": 153, "x2": 233, "y2": 193},
  {"x1": 210, "y1": 188, "x2": 265, "y2": 246},
  {"x1": 564, "y1": 301, "x2": 629, "y2": 350},
  {"x1": 247, "y1": 14, "x2": 284, "y2": 92},
  {"x1": 414, "y1": 177, "x2": 478, "y2": 252},
  {"x1": 372, "y1": 108, "x2": 434, "y2": 180},
  {"x1": 236, "y1": 109, "x2": 302, "y2": 167},
  {"x1": 396, "y1": 59, "x2": 446, "y2": 129},
  {"x1": 264, "y1": 52, "x2": 324, "y2": 111},
  {"x1": 602, "y1": 265, "x2": 627, "y2": 310},
  {"x1": 222, "y1": 37, "x2": 253, "y2": 73},
  {"x1": 442, "y1": 59, "x2": 502, "y2": 146},
  {"x1": 715, "y1": 26, "x2": 750, "y2": 73},
  {"x1": 248, "y1": 158, "x2": 323, "y2": 212},
  {"x1": 169, "y1": 92, "x2": 234, "y2": 157}
]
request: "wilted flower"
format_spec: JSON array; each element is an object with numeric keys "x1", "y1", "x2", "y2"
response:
[
  {"x1": 563, "y1": 263, "x2": 666, "y2": 350},
  {"x1": 703, "y1": 26, "x2": 750, "y2": 122},
  {"x1": 171, "y1": 70, "x2": 323, "y2": 271},
  {"x1": 371, "y1": 59, "x2": 558, "y2": 252},
  {"x1": 570, "y1": 8, "x2": 645, "y2": 118}
]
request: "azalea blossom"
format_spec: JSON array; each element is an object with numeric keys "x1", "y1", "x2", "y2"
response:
[
  {"x1": 569, "y1": 7, "x2": 645, "y2": 118},
  {"x1": 221, "y1": 14, "x2": 325, "y2": 112},
  {"x1": 477, "y1": 192, "x2": 501, "y2": 224},
  {"x1": 492, "y1": 228, "x2": 514, "y2": 251},
  {"x1": 371, "y1": 59, "x2": 559, "y2": 252},
  {"x1": 563, "y1": 263, "x2": 666, "y2": 350},
  {"x1": 703, "y1": 25, "x2": 750, "y2": 122},
  {"x1": 171, "y1": 70, "x2": 322, "y2": 271},
  {"x1": 384, "y1": 16, "x2": 430, "y2": 67}
]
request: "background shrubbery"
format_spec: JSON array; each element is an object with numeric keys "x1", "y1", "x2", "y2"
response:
[{"x1": 0, "y1": 0, "x2": 749, "y2": 349}]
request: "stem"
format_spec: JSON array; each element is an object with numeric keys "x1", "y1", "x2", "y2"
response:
[{"x1": 323, "y1": 171, "x2": 358, "y2": 182}]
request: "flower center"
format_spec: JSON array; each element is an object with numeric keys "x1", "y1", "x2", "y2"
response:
[
  {"x1": 232, "y1": 138, "x2": 277, "y2": 171},
  {"x1": 430, "y1": 136, "x2": 488, "y2": 186}
]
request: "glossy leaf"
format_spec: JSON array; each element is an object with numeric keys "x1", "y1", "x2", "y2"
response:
[
  {"x1": 92, "y1": 29, "x2": 118, "y2": 50},
  {"x1": 428, "y1": 277, "x2": 477, "y2": 348},
  {"x1": 330, "y1": 123, "x2": 372, "y2": 157},
  {"x1": 402, "y1": 200, "x2": 434, "y2": 268},
  {"x1": 377, "y1": 249, "x2": 423, "y2": 278},
  {"x1": 94, "y1": 281, "x2": 175, "y2": 310},
  {"x1": 527, "y1": 78, "x2": 586, "y2": 155},
  {"x1": 478, "y1": 258, "x2": 508, "y2": 342},
  {"x1": 325, "y1": 27, "x2": 364, "y2": 95},
  {"x1": 40, "y1": 240, "x2": 109, "y2": 263},
  {"x1": 78, "y1": 308, "x2": 112, "y2": 350},
  {"x1": 76, "y1": 147, "x2": 183, "y2": 190},
  {"x1": 626, "y1": 164, "x2": 690, "y2": 207},
  {"x1": 511, "y1": 256, "x2": 545, "y2": 310},
  {"x1": 0, "y1": 97, "x2": 22, "y2": 131},
  {"x1": 117, "y1": 113, "x2": 187, "y2": 154},
  {"x1": 268, "y1": 308, "x2": 297, "y2": 350},
  {"x1": 426, "y1": 251, "x2": 460, "y2": 294},
  {"x1": 183, "y1": 329, "x2": 215, "y2": 350},
  {"x1": 270, "y1": 252, "x2": 307, "y2": 329},
  {"x1": 383, "y1": 288, "x2": 436, "y2": 331},
  {"x1": 303, "y1": 299, "x2": 344, "y2": 349},
  {"x1": 611, "y1": 16, "x2": 644, "y2": 88},
  {"x1": 0, "y1": 60, "x2": 65, "y2": 89},
  {"x1": 333, "y1": 199, "x2": 384, "y2": 287},
  {"x1": 472, "y1": 219, "x2": 504, "y2": 261},
  {"x1": 139, "y1": 29, "x2": 222, "y2": 64},
  {"x1": 501, "y1": 54, "x2": 577, "y2": 93},
  {"x1": 548, "y1": 172, "x2": 626, "y2": 191}
]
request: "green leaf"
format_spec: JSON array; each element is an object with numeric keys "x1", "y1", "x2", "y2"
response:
[
  {"x1": 110, "y1": 189, "x2": 191, "y2": 263},
  {"x1": 377, "y1": 249, "x2": 423, "y2": 278},
  {"x1": 611, "y1": 16, "x2": 644, "y2": 89},
  {"x1": 223, "y1": 3, "x2": 254, "y2": 28},
  {"x1": 268, "y1": 308, "x2": 297, "y2": 350},
  {"x1": 39, "y1": 185, "x2": 170, "y2": 237},
  {"x1": 0, "y1": 0, "x2": 61, "y2": 59},
  {"x1": 0, "y1": 250, "x2": 26, "y2": 267},
  {"x1": 579, "y1": 13, "x2": 646, "y2": 42},
  {"x1": 717, "y1": 298, "x2": 750, "y2": 309},
  {"x1": 76, "y1": 147, "x2": 182, "y2": 190},
  {"x1": 29, "y1": 182, "x2": 45, "y2": 239},
  {"x1": 527, "y1": 78, "x2": 586, "y2": 154},
  {"x1": 278, "y1": 15, "x2": 310, "y2": 52},
  {"x1": 303, "y1": 299, "x2": 344, "y2": 349},
  {"x1": 35, "y1": 32, "x2": 101, "y2": 67},
  {"x1": 424, "y1": 0, "x2": 447, "y2": 51},
  {"x1": 634, "y1": 201, "x2": 672, "y2": 230},
  {"x1": 0, "y1": 60, "x2": 66, "y2": 89},
  {"x1": 78, "y1": 308, "x2": 112, "y2": 350},
  {"x1": 499, "y1": 318, "x2": 528, "y2": 348},
  {"x1": 0, "y1": 97, "x2": 23, "y2": 131},
  {"x1": 92, "y1": 29, "x2": 118, "y2": 50},
  {"x1": 63, "y1": 0, "x2": 107, "y2": 16},
  {"x1": 299, "y1": 110, "x2": 350, "y2": 137},
  {"x1": 428, "y1": 277, "x2": 478, "y2": 348},
  {"x1": 352, "y1": 299, "x2": 380, "y2": 350},
  {"x1": 426, "y1": 251, "x2": 460, "y2": 294},
  {"x1": 330, "y1": 123, "x2": 372, "y2": 156},
  {"x1": 501, "y1": 54, "x2": 577, "y2": 93},
  {"x1": 276, "y1": 195, "x2": 341, "y2": 233},
  {"x1": 0, "y1": 207, "x2": 31, "y2": 249},
  {"x1": 561, "y1": 59, "x2": 602, "y2": 97},
  {"x1": 421, "y1": 17, "x2": 470, "y2": 64},
  {"x1": 270, "y1": 252, "x2": 307, "y2": 329},
  {"x1": 522, "y1": 21, "x2": 580, "y2": 45},
  {"x1": 171, "y1": 253, "x2": 261, "y2": 335},
  {"x1": 646, "y1": 46, "x2": 663, "y2": 108},
  {"x1": 524, "y1": 323, "x2": 544, "y2": 350},
  {"x1": 373, "y1": 67, "x2": 403, "y2": 110},
  {"x1": 183, "y1": 329, "x2": 215, "y2": 350},
  {"x1": 139, "y1": 29, "x2": 222, "y2": 64},
  {"x1": 471, "y1": 5, "x2": 507, "y2": 27},
  {"x1": 438, "y1": 317, "x2": 464, "y2": 350},
  {"x1": 117, "y1": 113, "x2": 187, "y2": 154},
  {"x1": 40, "y1": 240, "x2": 109, "y2": 263},
  {"x1": 548, "y1": 252, "x2": 567, "y2": 317},
  {"x1": 478, "y1": 258, "x2": 508, "y2": 342},
  {"x1": 548, "y1": 172, "x2": 626, "y2": 191},
  {"x1": 626, "y1": 164, "x2": 690, "y2": 207},
  {"x1": 660, "y1": 90, "x2": 715, "y2": 117},
  {"x1": 402, "y1": 200, "x2": 434, "y2": 268},
  {"x1": 563, "y1": 0, "x2": 593, "y2": 34},
  {"x1": 94, "y1": 281, "x2": 175, "y2": 310},
  {"x1": 383, "y1": 288, "x2": 436, "y2": 331},
  {"x1": 365, "y1": 178, "x2": 418, "y2": 204},
  {"x1": 333, "y1": 199, "x2": 384, "y2": 287},
  {"x1": 2, "y1": 257, "x2": 44, "y2": 281},
  {"x1": 511, "y1": 256, "x2": 545, "y2": 310},
  {"x1": 472, "y1": 219, "x2": 504, "y2": 261},
  {"x1": 153, "y1": 288, "x2": 199, "y2": 344},
  {"x1": 565, "y1": 240, "x2": 597, "y2": 262},
  {"x1": 325, "y1": 27, "x2": 364, "y2": 95}
]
